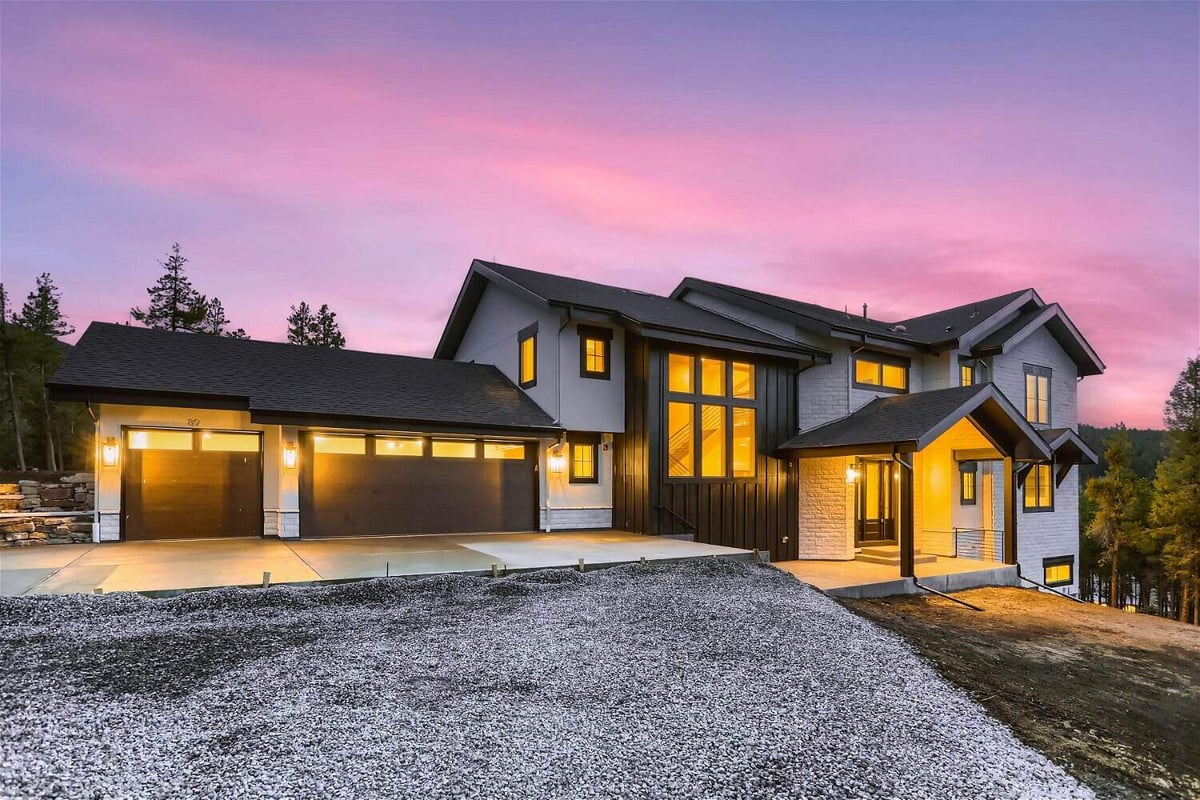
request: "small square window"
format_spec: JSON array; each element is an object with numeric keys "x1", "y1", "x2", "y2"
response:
[{"x1": 579, "y1": 326, "x2": 613, "y2": 380}]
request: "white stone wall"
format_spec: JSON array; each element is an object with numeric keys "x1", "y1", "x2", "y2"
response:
[
  {"x1": 541, "y1": 437, "x2": 614, "y2": 531},
  {"x1": 539, "y1": 507, "x2": 614, "y2": 531},
  {"x1": 98, "y1": 512, "x2": 120, "y2": 542},
  {"x1": 796, "y1": 456, "x2": 854, "y2": 560}
]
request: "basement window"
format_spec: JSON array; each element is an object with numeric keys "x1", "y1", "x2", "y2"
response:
[{"x1": 1043, "y1": 556, "x2": 1074, "y2": 587}]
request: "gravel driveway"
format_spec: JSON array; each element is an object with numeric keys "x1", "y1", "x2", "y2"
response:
[{"x1": 0, "y1": 560, "x2": 1090, "y2": 799}]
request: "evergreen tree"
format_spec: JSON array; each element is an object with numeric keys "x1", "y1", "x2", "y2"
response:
[
  {"x1": 312, "y1": 304, "x2": 346, "y2": 349},
  {"x1": 13, "y1": 273, "x2": 75, "y2": 471},
  {"x1": 0, "y1": 284, "x2": 26, "y2": 469},
  {"x1": 1085, "y1": 426, "x2": 1145, "y2": 607},
  {"x1": 198, "y1": 297, "x2": 248, "y2": 338},
  {"x1": 286, "y1": 302, "x2": 316, "y2": 345},
  {"x1": 1151, "y1": 356, "x2": 1200, "y2": 624},
  {"x1": 130, "y1": 243, "x2": 209, "y2": 332}
]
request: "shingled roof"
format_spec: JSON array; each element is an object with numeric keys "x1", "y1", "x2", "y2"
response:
[
  {"x1": 780, "y1": 383, "x2": 1052, "y2": 460},
  {"x1": 435, "y1": 260, "x2": 829, "y2": 361},
  {"x1": 48, "y1": 323, "x2": 559, "y2": 432}
]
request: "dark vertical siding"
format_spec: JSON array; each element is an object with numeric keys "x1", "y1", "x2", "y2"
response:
[{"x1": 614, "y1": 335, "x2": 800, "y2": 560}]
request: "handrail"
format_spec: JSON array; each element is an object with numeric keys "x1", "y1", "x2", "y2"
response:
[
  {"x1": 656, "y1": 505, "x2": 696, "y2": 532},
  {"x1": 913, "y1": 579, "x2": 985, "y2": 611},
  {"x1": 1018, "y1": 572, "x2": 1086, "y2": 603}
]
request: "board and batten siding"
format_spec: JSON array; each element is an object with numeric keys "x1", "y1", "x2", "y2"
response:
[{"x1": 613, "y1": 334, "x2": 801, "y2": 560}]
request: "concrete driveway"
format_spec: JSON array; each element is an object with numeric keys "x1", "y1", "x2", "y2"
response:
[{"x1": 0, "y1": 531, "x2": 751, "y2": 596}]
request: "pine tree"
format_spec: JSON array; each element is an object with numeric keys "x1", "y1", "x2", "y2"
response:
[
  {"x1": 0, "y1": 284, "x2": 26, "y2": 469},
  {"x1": 130, "y1": 243, "x2": 209, "y2": 332},
  {"x1": 1151, "y1": 356, "x2": 1200, "y2": 624},
  {"x1": 13, "y1": 274, "x2": 75, "y2": 471},
  {"x1": 201, "y1": 297, "x2": 230, "y2": 335},
  {"x1": 312, "y1": 304, "x2": 346, "y2": 349},
  {"x1": 286, "y1": 302, "x2": 316, "y2": 345},
  {"x1": 1085, "y1": 426, "x2": 1144, "y2": 608}
]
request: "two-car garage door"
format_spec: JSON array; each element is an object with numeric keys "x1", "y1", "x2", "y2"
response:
[{"x1": 298, "y1": 433, "x2": 538, "y2": 537}]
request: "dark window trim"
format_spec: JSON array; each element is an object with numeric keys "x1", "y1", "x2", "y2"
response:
[
  {"x1": 569, "y1": 440, "x2": 599, "y2": 483},
  {"x1": 1042, "y1": 555, "x2": 1074, "y2": 587},
  {"x1": 959, "y1": 358, "x2": 976, "y2": 387},
  {"x1": 578, "y1": 324, "x2": 613, "y2": 380},
  {"x1": 1023, "y1": 462, "x2": 1055, "y2": 512},
  {"x1": 1023, "y1": 363, "x2": 1052, "y2": 426},
  {"x1": 852, "y1": 351, "x2": 910, "y2": 394},
  {"x1": 664, "y1": 351, "x2": 761, "y2": 483},
  {"x1": 518, "y1": 323, "x2": 538, "y2": 389},
  {"x1": 959, "y1": 460, "x2": 978, "y2": 505}
]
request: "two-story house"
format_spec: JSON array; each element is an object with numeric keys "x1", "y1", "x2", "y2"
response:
[{"x1": 48, "y1": 258, "x2": 1101, "y2": 593}]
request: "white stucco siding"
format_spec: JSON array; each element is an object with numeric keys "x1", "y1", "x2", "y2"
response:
[
  {"x1": 94, "y1": 404, "x2": 296, "y2": 542},
  {"x1": 989, "y1": 325, "x2": 1079, "y2": 430},
  {"x1": 796, "y1": 456, "x2": 854, "y2": 560},
  {"x1": 557, "y1": 322, "x2": 624, "y2": 433},
  {"x1": 1018, "y1": 468, "x2": 1080, "y2": 594},
  {"x1": 540, "y1": 437, "x2": 614, "y2": 531}
]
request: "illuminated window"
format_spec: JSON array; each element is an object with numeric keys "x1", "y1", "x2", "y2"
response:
[
  {"x1": 1043, "y1": 556, "x2": 1073, "y2": 587},
  {"x1": 519, "y1": 324, "x2": 537, "y2": 388},
  {"x1": 127, "y1": 429, "x2": 193, "y2": 451},
  {"x1": 667, "y1": 401, "x2": 694, "y2": 477},
  {"x1": 484, "y1": 442, "x2": 525, "y2": 460},
  {"x1": 579, "y1": 326, "x2": 612, "y2": 379},
  {"x1": 959, "y1": 461, "x2": 977, "y2": 505},
  {"x1": 570, "y1": 442, "x2": 597, "y2": 483},
  {"x1": 432, "y1": 440, "x2": 476, "y2": 459},
  {"x1": 376, "y1": 437, "x2": 423, "y2": 457},
  {"x1": 200, "y1": 432, "x2": 260, "y2": 452},
  {"x1": 1024, "y1": 365, "x2": 1051, "y2": 424},
  {"x1": 700, "y1": 404, "x2": 725, "y2": 477},
  {"x1": 732, "y1": 407, "x2": 755, "y2": 477},
  {"x1": 960, "y1": 362, "x2": 975, "y2": 387},
  {"x1": 853, "y1": 355, "x2": 908, "y2": 392},
  {"x1": 1023, "y1": 463, "x2": 1054, "y2": 511},
  {"x1": 668, "y1": 354, "x2": 693, "y2": 393},
  {"x1": 313, "y1": 435, "x2": 366, "y2": 455},
  {"x1": 700, "y1": 358, "x2": 725, "y2": 396},
  {"x1": 732, "y1": 362, "x2": 754, "y2": 399}
]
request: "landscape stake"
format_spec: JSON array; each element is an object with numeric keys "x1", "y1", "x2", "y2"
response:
[
  {"x1": 578, "y1": 557, "x2": 585, "y2": 573},
  {"x1": 262, "y1": 571, "x2": 271, "y2": 589}
]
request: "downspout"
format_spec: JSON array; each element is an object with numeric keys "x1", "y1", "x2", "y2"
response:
[
  {"x1": 85, "y1": 399, "x2": 100, "y2": 542},
  {"x1": 545, "y1": 310, "x2": 572, "y2": 532}
]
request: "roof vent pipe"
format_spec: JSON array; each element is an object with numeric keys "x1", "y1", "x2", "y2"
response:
[{"x1": 862, "y1": 303, "x2": 868, "y2": 319}]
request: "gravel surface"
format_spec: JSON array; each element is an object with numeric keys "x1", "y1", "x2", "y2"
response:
[{"x1": 0, "y1": 560, "x2": 1091, "y2": 799}]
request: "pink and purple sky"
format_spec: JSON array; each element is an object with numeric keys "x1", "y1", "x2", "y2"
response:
[{"x1": 2, "y1": 2, "x2": 1196, "y2": 427}]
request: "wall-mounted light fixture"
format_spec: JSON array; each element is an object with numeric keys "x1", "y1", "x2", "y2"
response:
[
  {"x1": 845, "y1": 464, "x2": 861, "y2": 484},
  {"x1": 283, "y1": 442, "x2": 298, "y2": 469},
  {"x1": 549, "y1": 445, "x2": 567, "y2": 474},
  {"x1": 102, "y1": 437, "x2": 119, "y2": 467}
]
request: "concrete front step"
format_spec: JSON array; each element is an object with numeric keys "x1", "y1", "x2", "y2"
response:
[{"x1": 856, "y1": 552, "x2": 937, "y2": 566}]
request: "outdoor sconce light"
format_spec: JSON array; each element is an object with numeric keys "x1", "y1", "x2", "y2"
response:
[
  {"x1": 101, "y1": 437, "x2": 119, "y2": 468},
  {"x1": 549, "y1": 447, "x2": 567, "y2": 474},
  {"x1": 282, "y1": 442, "x2": 298, "y2": 469},
  {"x1": 845, "y1": 465, "x2": 861, "y2": 484}
]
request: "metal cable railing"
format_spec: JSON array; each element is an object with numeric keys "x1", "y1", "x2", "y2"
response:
[{"x1": 919, "y1": 528, "x2": 1004, "y2": 562}]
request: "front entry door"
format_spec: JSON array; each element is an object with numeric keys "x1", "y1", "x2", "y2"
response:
[{"x1": 855, "y1": 459, "x2": 896, "y2": 545}]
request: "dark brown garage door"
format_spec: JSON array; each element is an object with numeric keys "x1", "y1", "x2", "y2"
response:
[
  {"x1": 299, "y1": 433, "x2": 537, "y2": 537},
  {"x1": 122, "y1": 428, "x2": 263, "y2": 541}
]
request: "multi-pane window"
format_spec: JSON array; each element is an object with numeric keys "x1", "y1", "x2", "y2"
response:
[
  {"x1": 579, "y1": 325, "x2": 612, "y2": 380},
  {"x1": 570, "y1": 442, "x2": 598, "y2": 483},
  {"x1": 960, "y1": 362, "x2": 975, "y2": 387},
  {"x1": 1024, "y1": 365, "x2": 1051, "y2": 425},
  {"x1": 959, "y1": 461, "x2": 977, "y2": 504},
  {"x1": 853, "y1": 354, "x2": 908, "y2": 393},
  {"x1": 1023, "y1": 463, "x2": 1054, "y2": 511},
  {"x1": 665, "y1": 354, "x2": 757, "y2": 479},
  {"x1": 1043, "y1": 556, "x2": 1073, "y2": 587},
  {"x1": 518, "y1": 324, "x2": 537, "y2": 388}
]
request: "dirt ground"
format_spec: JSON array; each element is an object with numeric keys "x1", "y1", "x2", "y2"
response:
[{"x1": 844, "y1": 588, "x2": 1200, "y2": 800}]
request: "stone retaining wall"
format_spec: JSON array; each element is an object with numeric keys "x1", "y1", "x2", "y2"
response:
[{"x1": 0, "y1": 473, "x2": 95, "y2": 547}]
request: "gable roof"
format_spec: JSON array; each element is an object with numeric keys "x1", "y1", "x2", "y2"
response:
[
  {"x1": 971, "y1": 303, "x2": 1105, "y2": 376},
  {"x1": 48, "y1": 323, "x2": 559, "y2": 433},
  {"x1": 780, "y1": 383, "x2": 1052, "y2": 460},
  {"x1": 672, "y1": 278, "x2": 1032, "y2": 349},
  {"x1": 434, "y1": 260, "x2": 829, "y2": 361}
]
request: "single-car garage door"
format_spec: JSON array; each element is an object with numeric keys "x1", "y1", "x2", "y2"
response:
[
  {"x1": 122, "y1": 428, "x2": 263, "y2": 540},
  {"x1": 299, "y1": 433, "x2": 537, "y2": 537}
]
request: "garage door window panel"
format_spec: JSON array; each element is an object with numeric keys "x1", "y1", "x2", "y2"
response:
[
  {"x1": 433, "y1": 440, "x2": 478, "y2": 459},
  {"x1": 314, "y1": 435, "x2": 367, "y2": 455},
  {"x1": 128, "y1": 429, "x2": 193, "y2": 450},
  {"x1": 484, "y1": 442, "x2": 526, "y2": 460},
  {"x1": 376, "y1": 437, "x2": 424, "y2": 457},
  {"x1": 200, "y1": 432, "x2": 261, "y2": 452}
]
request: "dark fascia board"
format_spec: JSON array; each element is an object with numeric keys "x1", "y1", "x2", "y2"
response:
[
  {"x1": 970, "y1": 303, "x2": 1104, "y2": 376},
  {"x1": 46, "y1": 384, "x2": 250, "y2": 411},
  {"x1": 1045, "y1": 428, "x2": 1099, "y2": 465},
  {"x1": 623, "y1": 321, "x2": 828, "y2": 364},
  {"x1": 787, "y1": 442, "x2": 916, "y2": 459},
  {"x1": 433, "y1": 260, "x2": 554, "y2": 360},
  {"x1": 249, "y1": 409, "x2": 562, "y2": 437}
]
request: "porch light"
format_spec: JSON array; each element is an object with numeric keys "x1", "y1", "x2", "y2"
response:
[
  {"x1": 845, "y1": 465, "x2": 861, "y2": 484},
  {"x1": 101, "y1": 437, "x2": 119, "y2": 467},
  {"x1": 282, "y1": 442, "x2": 298, "y2": 469},
  {"x1": 549, "y1": 450, "x2": 567, "y2": 474}
]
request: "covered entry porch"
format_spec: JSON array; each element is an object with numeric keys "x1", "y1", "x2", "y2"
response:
[{"x1": 782, "y1": 384, "x2": 1063, "y2": 588}]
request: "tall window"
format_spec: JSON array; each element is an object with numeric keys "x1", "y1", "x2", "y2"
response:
[
  {"x1": 1023, "y1": 463, "x2": 1054, "y2": 511},
  {"x1": 853, "y1": 353, "x2": 908, "y2": 393},
  {"x1": 579, "y1": 326, "x2": 612, "y2": 380},
  {"x1": 960, "y1": 361, "x2": 975, "y2": 387},
  {"x1": 665, "y1": 354, "x2": 757, "y2": 479},
  {"x1": 1024, "y1": 364, "x2": 1051, "y2": 424},
  {"x1": 959, "y1": 461, "x2": 977, "y2": 505},
  {"x1": 518, "y1": 324, "x2": 537, "y2": 388}
]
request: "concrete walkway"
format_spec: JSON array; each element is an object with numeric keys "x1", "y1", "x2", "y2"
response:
[
  {"x1": 775, "y1": 556, "x2": 1020, "y2": 598},
  {"x1": 0, "y1": 531, "x2": 752, "y2": 596}
]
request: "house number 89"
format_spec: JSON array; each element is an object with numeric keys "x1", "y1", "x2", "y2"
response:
[{"x1": 187, "y1": 418, "x2": 200, "y2": 427}]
